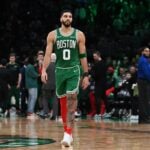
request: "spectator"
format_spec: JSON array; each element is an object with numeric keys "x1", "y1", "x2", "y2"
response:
[
  {"x1": 0, "y1": 58, "x2": 10, "y2": 115},
  {"x1": 38, "y1": 53, "x2": 58, "y2": 120},
  {"x1": 25, "y1": 56, "x2": 39, "y2": 119},
  {"x1": 91, "y1": 51, "x2": 107, "y2": 120},
  {"x1": 137, "y1": 47, "x2": 150, "y2": 124},
  {"x1": 19, "y1": 58, "x2": 28, "y2": 116},
  {"x1": 35, "y1": 50, "x2": 44, "y2": 112},
  {"x1": 6, "y1": 53, "x2": 21, "y2": 112}
]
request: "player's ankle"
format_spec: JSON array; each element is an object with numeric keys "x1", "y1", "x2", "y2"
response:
[
  {"x1": 64, "y1": 126, "x2": 67, "y2": 132},
  {"x1": 66, "y1": 127, "x2": 72, "y2": 135}
]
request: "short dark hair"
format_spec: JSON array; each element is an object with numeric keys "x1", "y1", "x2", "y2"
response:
[
  {"x1": 138, "y1": 46, "x2": 149, "y2": 55},
  {"x1": 60, "y1": 9, "x2": 73, "y2": 17},
  {"x1": 27, "y1": 56, "x2": 35, "y2": 65},
  {"x1": 93, "y1": 51, "x2": 101, "y2": 57},
  {"x1": 9, "y1": 52, "x2": 16, "y2": 57}
]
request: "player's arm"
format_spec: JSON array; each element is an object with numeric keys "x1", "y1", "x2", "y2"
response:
[
  {"x1": 78, "y1": 31, "x2": 89, "y2": 89},
  {"x1": 41, "y1": 31, "x2": 55, "y2": 83},
  {"x1": 78, "y1": 31, "x2": 88, "y2": 75}
]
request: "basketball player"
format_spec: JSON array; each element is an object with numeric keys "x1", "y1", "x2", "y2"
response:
[{"x1": 41, "y1": 9, "x2": 89, "y2": 147}]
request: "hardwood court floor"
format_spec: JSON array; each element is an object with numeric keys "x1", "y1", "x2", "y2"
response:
[{"x1": 0, "y1": 116, "x2": 150, "y2": 150}]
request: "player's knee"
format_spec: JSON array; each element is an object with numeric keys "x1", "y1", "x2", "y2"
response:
[{"x1": 67, "y1": 94, "x2": 77, "y2": 101}]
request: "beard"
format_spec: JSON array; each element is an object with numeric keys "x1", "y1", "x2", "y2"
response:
[{"x1": 61, "y1": 20, "x2": 71, "y2": 27}]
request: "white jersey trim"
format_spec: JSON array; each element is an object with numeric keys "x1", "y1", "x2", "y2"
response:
[{"x1": 56, "y1": 65, "x2": 80, "y2": 70}]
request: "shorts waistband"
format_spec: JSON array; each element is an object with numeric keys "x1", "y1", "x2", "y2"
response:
[{"x1": 56, "y1": 65, "x2": 79, "y2": 69}]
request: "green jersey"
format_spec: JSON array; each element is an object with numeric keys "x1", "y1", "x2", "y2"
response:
[{"x1": 53, "y1": 28, "x2": 80, "y2": 68}]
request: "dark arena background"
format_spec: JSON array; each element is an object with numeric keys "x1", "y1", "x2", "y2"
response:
[{"x1": 0, "y1": 0, "x2": 149, "y2": 60}]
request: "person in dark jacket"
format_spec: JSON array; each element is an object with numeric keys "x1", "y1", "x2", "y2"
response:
[
  {"x1": 19, "y1": 58, "x2": 28, "y2": 116},
  {"x1": 38, "y1": 53, "x2": 58, "y2": 120},
  {"x1": 92, "y1": 51, "x2": 107, "y2": 120},
  {"x1": 0, "y1": 58, "x2": 10, "y2": 114},
  {"x1": 6, "y1": 53, "x2": 21, "y2": 111},
  {"x1": 137, "y1": 46, "x2": 150, "y2": 123}
]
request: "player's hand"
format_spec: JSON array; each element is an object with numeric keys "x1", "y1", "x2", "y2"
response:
[
  {"x1": 41, "y1": 71, "x2": 48, "y2": 84},
  {"x1": 81, "y1": 76, "x2": 90, "y2": 90}
]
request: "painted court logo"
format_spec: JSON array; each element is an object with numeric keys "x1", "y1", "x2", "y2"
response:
[{"x1": 0, "y1": 135, "x2": 56, "y2": 148}]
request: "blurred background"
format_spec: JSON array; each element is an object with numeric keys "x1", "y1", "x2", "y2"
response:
[{"x1": 0, "y1": 0, "x2": 150, "y2": 60}]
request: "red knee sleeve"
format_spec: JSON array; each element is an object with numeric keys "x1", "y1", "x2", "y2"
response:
[{"x1": 60, "y1": 97, "x2": 67, "y2": 131}]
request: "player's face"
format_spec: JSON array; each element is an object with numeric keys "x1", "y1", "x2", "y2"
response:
[{"x1": 60, "y1": 12, "x2": 72, "y2": 27}]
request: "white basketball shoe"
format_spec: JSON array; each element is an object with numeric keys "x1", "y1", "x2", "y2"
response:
[{"x1": 61, "y1": 132, "x2": 73, "y2": 147}]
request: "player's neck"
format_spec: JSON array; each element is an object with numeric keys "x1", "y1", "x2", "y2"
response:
[{"x1": 60, "y1": 26, "x2": 73, "y2": 35}]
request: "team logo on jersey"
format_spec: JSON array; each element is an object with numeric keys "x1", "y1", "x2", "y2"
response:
[
  {"x1": 56, "y1": 39, "x2": 76, "y2": 49},
  {"x1": 0, "y1": 135, "x2": 56, "y2": 148}
]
